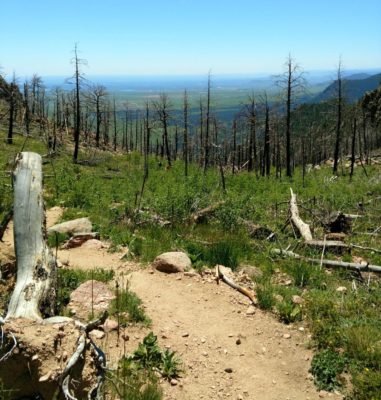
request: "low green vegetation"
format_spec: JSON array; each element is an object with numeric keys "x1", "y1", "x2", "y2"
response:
[
  {"x1": 1, "y1": 131, "x2": 381, "y2": 398},
  {"x1": 109, "y1": 284, "x2": 151, "y2": 325},
  {"x1": 106, "y1": 332, "x2": 182, "y2": 400},
  {"x1": 128, "y1": 332, "x2": 182, "y2": 380}
]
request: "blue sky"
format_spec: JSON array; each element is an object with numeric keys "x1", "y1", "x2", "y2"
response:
[{"x1": 1, "y1": 0, "x2": 380, "y2": 77}]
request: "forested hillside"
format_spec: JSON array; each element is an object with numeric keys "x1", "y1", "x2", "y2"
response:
[{"x1": 0, "y1": 62, "x2": 381, "y2": 400}]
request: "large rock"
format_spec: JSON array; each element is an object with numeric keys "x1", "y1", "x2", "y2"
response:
[
  {"x1": 48, "y1": 217, "x2": 92, "y2": 235},
  {"x1": 153, "y1": 251, "x2": 192, "y2": 273},
  {"x1": 68, "y1": 280, "x2": 115, "y2": 320}
]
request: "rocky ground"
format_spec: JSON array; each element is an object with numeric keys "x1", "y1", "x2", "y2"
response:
[{"x1": 1, "y1": 208, "x2": 344, "y2": 400}]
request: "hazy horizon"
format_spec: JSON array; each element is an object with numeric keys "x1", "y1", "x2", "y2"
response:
[{"x1": 1, "y1": 0, "x2": 380, "y2": 77}]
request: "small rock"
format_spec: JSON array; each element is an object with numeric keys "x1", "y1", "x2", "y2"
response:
[
  {"x1": 237, "y1": 395, "x2": 244, "y2": 400},
  {"x1": 184, "y1": 270, "x2": 198, "y2": 277},
  {"x1": 336, "y1": 286, "x2": 347, "y2": 293},
  {"x1": 170, "y1": 378, "x2": 178, "y2": 386},
  {"x1": 246, "y1": 305, "x2": 256, "y2": 316},
  {"x1": 292, "y1": 295, "x2": 304, "y2": 305},
  {"x1": 319, "y1": 390, "x2": 329, "y2": 398},
  {"x1": 283, "y1": 333, "x2": 291, "y2": 339},
  {"x1": 39, "y1": 372, "x2": 51, "y2": 382},
  {"x1": 90, "y1": 329, "x2": 105, "y2": 340},
  {"x1": 298, "y1": 327, "x2": 305, "y2": 332},
  {"x1": 182, "y1": 332, "x2": 189, "y2": 338},
  {"x1": 102, "y1": 319, "x2": 119, "y2": 332},
  {"x1": 32, "y1": 354, "x2": 39, "y2": 361},
  {"x1": 274, "y1": 294, "x2": 284, "y2": 303},
  {"x1": 122, "y1": 333, "x2": 129, "y2": 341},
  {"x1": 224, "y1": 368, "x2": 233, "y2": 373},
  {"x1": 236, "y1": 338, "x2": 241, "y2": 345}
]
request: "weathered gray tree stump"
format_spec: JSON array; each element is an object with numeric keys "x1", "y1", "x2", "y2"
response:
[{"x1": 6, "y1": 152, "x2": 56, "y2": 320}]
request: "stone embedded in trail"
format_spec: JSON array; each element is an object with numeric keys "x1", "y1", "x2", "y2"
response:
[
  {"x1": 61, "y1": 233, "x2": 100, "y2": 249},
  {"x1": 68, "y1": 280, "x2": 115, "y2": 320},
  {"x1": 246, "y1": 306, "x2": 256, "y2": 316},
  {"x1": 101, "y1": 318, "x2": 119, "y2": 332},
  {"x1": 153, "y1": 251, "x2": 192, "y2": 273},
  {"x1": 48, "y1": 217, "x2": 93, "y2": 235}
]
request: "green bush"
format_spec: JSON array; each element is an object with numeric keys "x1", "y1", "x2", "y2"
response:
[
  {"x1": 276, "y1": 300, "x2": 302, "y2": 324},
  {"x1": 256, "y1": 283, "x2": 275, "y2": 310},
  {"x1": 47, "y1": 231, "x2": 70, "y2": 248},
  {"x1": 305, "y1": 291, "x2": 343, "y2": 349},
  {"x1": 310, "y1": 349, "x2": 346, "y2": 391},
  {"x1": 207, "y1": 241, "x2": 239, "y2": 271},
  {"x1": 109, "y1": 285, "x2": 150, "y2": 325},
  {"x1": 129, "y1": 332, "x2": 182, "y2": 380},
  {"x1": 345, "y1": 325, "x2": 381, "y2": 369},
  {"x1": 351, "y1": 369, "x2": 381, "y2": 400}
]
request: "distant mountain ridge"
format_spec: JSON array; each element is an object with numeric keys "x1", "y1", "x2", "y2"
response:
[{"x1": 314, "y1": 72, "x2": 381, "y2": 103}]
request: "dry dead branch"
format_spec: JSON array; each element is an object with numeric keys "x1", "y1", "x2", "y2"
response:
[
  {"x1": 272, "y1": 248, "x2": 381, "y2": 274},
  {"x1": 215, "y1": 265, "x2": 256, "y2": 304}
]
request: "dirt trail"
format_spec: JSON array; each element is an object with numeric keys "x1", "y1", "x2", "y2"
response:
[{"x1": 2, "y1": 208, "x2": 343, "y2": 400}]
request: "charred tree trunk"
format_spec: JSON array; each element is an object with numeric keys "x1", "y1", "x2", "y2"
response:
[
  {"x1": 184, "y1": 90, "x2": 189, "y2": 177},
  {"x1": 204, "y1": 72, "x2": 211, "y2": 172},
  {"x1": 350, "y1": 116, "x2": 356, "y2": 180},
  {"x1": 333, "y1": 63, "x2": 342, "y2": 174}
]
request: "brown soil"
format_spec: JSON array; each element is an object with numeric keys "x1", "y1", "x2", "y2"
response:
[{"x1": 1, "y1": 208, "x2": 344, "y2": 400}]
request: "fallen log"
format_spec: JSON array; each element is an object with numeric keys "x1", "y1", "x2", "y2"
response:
[
  {"x1": 272, "y1": 248, "x2": 381, "y2": 274},
  {"x1": 350, "y1": 243, "x2": 381, "y2": 254},
  {"x1": 191, "y1": 201, "x2": 225, "y2": 224},
  {"x1": 304, "y1": 239, "x2": 350, "y2": 255}
]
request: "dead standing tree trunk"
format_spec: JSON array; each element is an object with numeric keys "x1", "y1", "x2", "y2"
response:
[
  {"x1": 0, "y1": 152, "x2": 106, "y2": 399},
  {"x1": 6, "y1": 152, "x2": 56, "y2": 320}
]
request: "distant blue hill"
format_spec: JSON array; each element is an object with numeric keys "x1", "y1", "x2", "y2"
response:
[{"x1": 313, "y1": 72, "x2": 381, "y2": 103}]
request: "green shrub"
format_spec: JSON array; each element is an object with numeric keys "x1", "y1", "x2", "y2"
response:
[
  {"x1": 109, "y1": 285, "x2": 150, "y2": 325},
  {"x1": 310, "y1": 349, "x2": 346, "y2": 391},
  {"x1": 207, "y1": 241, "x2": 239, "y2": 271},
  {"x1": 107, "y1": 363, "x2": 163, "y2": 400},
  {"x1": 351, "y1": 369, "x2": 381, "y2": 400},
  {"x1": 47, "y1": 231, "x2": 70, "y2": 248},
  {"x1": 276, "y1": 300, "x2": 302, "y2": 324},
  {"x1": 256, "y1": 283, "x2": 275, "y2": 310},
  {"x1": 129, "y1": 332, "x2": 182, "y2": 380},
  {"x1": 305, "y1": 291, "x2": 343, "y2": 349},
  {"x1": 345, "y1": 325, "x2": 381, "y2": 369}
]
